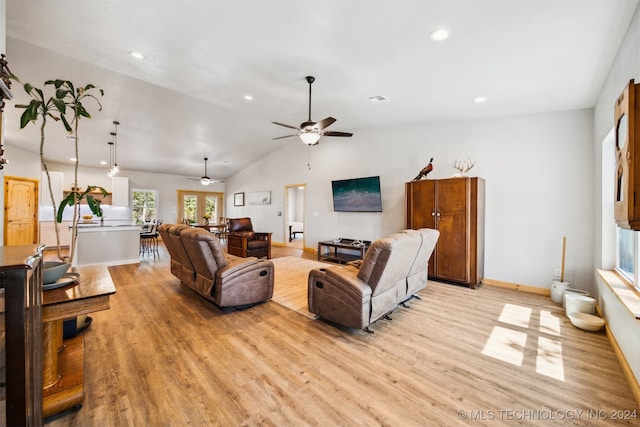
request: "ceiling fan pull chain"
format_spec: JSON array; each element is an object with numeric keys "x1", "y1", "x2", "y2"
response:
[{"x1": 308, "y1": 145, "x2": 311, "y2": 170}]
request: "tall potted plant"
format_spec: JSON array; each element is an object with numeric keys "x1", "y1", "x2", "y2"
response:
[
  {"x1": 15, "y1": 78, "x2": 104, "y2": 268},
  {"x1": 50, "y1": 80, "x2": 105, "y2": 263}
]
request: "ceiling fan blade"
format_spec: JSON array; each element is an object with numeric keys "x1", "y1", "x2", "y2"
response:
[
  {"x1": 322, "y1": 131, "x2": 353, "y2": 137},
  {"x1": 272, "y1": 121, "x2": 300, "y2": 130},
  {"x1": 315, "y1": 117, "x2": 336, "y2": 130},
  {"x1": 272, "y1": 134, "x2": 298, "y2": 140}
]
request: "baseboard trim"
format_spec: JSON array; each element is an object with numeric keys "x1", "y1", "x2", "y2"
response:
[
  {"x1": 606, "y1": 323, "x2": 640, "y2": 407},
  {"x1": 482, "y1": 278, "x2": 550, "y2": 296}
]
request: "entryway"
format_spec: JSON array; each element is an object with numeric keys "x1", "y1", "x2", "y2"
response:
[{"x1": 284, "y1": 184, "x2": 305, "y2": 249}]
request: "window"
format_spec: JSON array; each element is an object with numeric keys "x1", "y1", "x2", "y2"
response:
[
  {"x1": 616, "y1": 226, "x2": 640, "y2": 290},
  {"x1": 132, "y1": 189, "x2": 158, "y2": 224},
  {"x1": 605, "y1": 128, "x2": 640, "y2": 290}
]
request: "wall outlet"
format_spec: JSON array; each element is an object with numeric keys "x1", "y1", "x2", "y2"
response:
[{"x1": 554, "y1": 268, "x2": 561, "y2": 277}]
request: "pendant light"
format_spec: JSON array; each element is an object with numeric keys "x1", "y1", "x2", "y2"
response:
[
  {"x1": 111, "y1": 121, "x2": 120, "y2": 175},
  {"x1": 107, "y1": 140, "x2": 115, "y2": 177},
  {"x1": 201, "y1": 157, "x2": 211, "y2": 185}
]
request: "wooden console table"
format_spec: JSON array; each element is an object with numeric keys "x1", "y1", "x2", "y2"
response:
[
  {"x1": 42, "y1": 264, "x2": 116, "y2": 418},
  {"x1": 317, "y1": 239, "x2": 371, "y2": 264}
]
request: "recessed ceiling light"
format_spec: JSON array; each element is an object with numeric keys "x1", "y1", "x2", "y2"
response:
[
  {"x1": 100, "y1": 160, "x2": 107, "y2": 165},
  {"x1": 130, "y1": 51, "x2": 144, "y2": 60},
  {"x1": 368, "y1": 95, "x2": 389, "y2": 103},
  {"x1": 244, "y1": 95, "x2": 253, "y2": 101},
  {"x1": 429, "y1": 29, "x2": 450, "y2": 41},
  {"x1": 474, "y1": 96, "x2": 488, "y2": 103},
  {"x1": 70, "y1": 157, "x2": 77, "y2": 162}
]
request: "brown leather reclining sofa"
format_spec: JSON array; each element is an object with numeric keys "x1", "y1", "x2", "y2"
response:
[
  {"x1": 158, "y1": 224, "x2": 274, "y2": 308},
  {"x1": 308, "y1": 228, "x2": 439, "y2": 331}
]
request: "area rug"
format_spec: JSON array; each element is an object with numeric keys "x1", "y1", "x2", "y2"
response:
[{"x1": 271, "y1": 256, "x2": 330, "y2": 319}]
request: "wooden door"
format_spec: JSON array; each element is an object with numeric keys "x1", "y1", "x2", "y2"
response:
[
  {"x1": 434, "y1": 179, "x2": 469, "y2": 283},
  {"x1": 405, "y1": 180, "x2": 436, "y2": 229},
  {"x1": 406, "y1": 180, "x2": 437, "y2": 275},
  {"x1": 4, "y1": 176, "x2": 39, "y2": 245}
]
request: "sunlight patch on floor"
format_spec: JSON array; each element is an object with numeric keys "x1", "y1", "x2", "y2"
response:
[
  {"x1": 539, "y1": 310, "x2": 561, "y2": 336},
  {"x1": 482, "y1": 304, "x2": 566, "y2": 381},
  {"x1": 498, "y1": 303, "x2": 532, "y2": 328},
  {"x1": 536, "y1": 336, "x2": 565, "y2": 380},
  {"x1": 481, "y1": 326, "x2": 527, "y2": 366}
]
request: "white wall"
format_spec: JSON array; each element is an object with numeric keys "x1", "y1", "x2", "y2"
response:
[
  {"x1": 226, "y1": 109, "x2": 594, "y2": 292},
  {"x1": 593, "y1": 3, "x2": 640, "y2": 271},
  {"x1": 592, "y1": 4, "x2": 640, "y2": 387},
  {"x1": 287, "y1": 187, "x2": 304, "y2": 223}
]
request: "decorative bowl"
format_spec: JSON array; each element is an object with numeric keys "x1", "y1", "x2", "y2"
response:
[
  {"x1": 568, "y1": 312, "x2": 605, "y2": 332},
  {"x1": 42, "y1": 261, "x2": 71, "y2": 284}
]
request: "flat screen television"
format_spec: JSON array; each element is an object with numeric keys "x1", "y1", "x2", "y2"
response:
[{"x1": 331, "y1": 176, "x2": 383, "y2": 212}]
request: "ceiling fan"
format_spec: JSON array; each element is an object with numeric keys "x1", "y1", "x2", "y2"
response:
[
  {"x1": 272, "y1": 76, "x2": 353, "y2": 146},
  {"x1": 187, "y1": 157, "x2": 225, "y2": 185}
]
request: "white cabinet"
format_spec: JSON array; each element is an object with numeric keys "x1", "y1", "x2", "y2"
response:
[
  {"x1": 39, "y1": 221, "x2": 72, "y2": 248},
  {"x1": 112, "y1": 177, "x2": 129, "y2": 207},
  {"x1": 40, "y1": 171, "x2": 64, "y2": 207}
]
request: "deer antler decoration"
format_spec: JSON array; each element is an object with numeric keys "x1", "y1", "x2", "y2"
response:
[{"x1": 452, "y1": 157, "x2": 476, "y2": 177}]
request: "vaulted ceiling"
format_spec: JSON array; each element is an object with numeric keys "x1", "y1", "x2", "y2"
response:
[{"x1": 3, "y1": 1, "x2": 637, "y2": 179}]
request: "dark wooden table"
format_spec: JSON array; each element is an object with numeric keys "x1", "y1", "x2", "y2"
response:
[{"x1": 317, "y1": 239, "x2": 371, "y2": 264}]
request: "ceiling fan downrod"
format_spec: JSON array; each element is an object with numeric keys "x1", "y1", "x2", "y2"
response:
[{"x1": 306, "y1": 75, "x2": 315, "y2": 122}]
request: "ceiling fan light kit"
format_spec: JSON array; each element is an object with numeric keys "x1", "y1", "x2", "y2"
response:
[
  {"x1": 272, "y1": 75, "x2": 353, "y2": 145},
  {"x1": 299, "y1": 132, "x2": 321, "y2": 145}
]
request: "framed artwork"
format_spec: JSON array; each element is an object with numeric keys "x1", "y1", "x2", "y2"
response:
[
  {"x1": 248, "y1": 191, "x2": 271, "y2": 205},
  {"x1": 234, "y1": 192, "x2": 245, "y2": 206}
]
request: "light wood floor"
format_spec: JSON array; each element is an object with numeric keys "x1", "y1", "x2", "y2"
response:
[{"x1": 43, "y1": 242, "x2": 638, "y2": 426}]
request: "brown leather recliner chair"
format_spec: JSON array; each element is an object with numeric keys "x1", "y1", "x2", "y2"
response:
[
  {"x1": 226, "y1": 217, "x2": 272, "y2": 259},
  {"x1": 158, "y1": 224, "x2": 274, "y2": 308}
]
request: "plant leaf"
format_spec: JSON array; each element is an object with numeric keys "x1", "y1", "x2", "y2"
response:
[
  {"x1": 52, "y1": 98, "x2": 66, "y2": 114},
  {"x1": 60, "y1": 114, "x2": 72, "y2": 132},
  {"x1": 86, "y1": 195, "x2": 98, "y2": 213},
  {"x1": 20, "y1": 108, "x2": 34, "y2": 128},
  {"x1": 34, "y1": 87, "x2": 44, "y2": 101},
  {"x1": 57, "y1": 195, "x2": 74, "y2": 223},
  {"x1": 55, "y1": 88, "x2": 69, "y2": 99}
]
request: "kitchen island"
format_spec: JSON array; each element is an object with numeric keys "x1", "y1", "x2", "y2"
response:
[{"x1": 72, "y1": 223, "x2": 140, "y2": 267}]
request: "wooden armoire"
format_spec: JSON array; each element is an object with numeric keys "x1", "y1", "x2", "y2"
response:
[{"x1": 405, "y1": 177, "x2": 485, "y2": 288}]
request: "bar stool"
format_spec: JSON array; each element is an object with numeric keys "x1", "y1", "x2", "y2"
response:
[{"x1": 140, "y1": 222, "x2": 159, "y2": 255}]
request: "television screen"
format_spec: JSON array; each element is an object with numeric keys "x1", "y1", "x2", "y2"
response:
[{"x1": 331, "y1": 176, "x2": 383, "y2": 212}]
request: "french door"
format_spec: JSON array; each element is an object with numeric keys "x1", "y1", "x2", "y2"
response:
[{"x1": 177, "y1": 190, "x2": 224, "y2": 224}]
